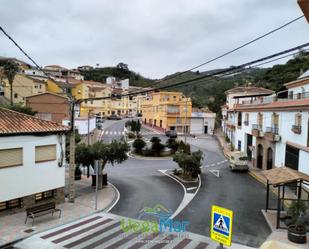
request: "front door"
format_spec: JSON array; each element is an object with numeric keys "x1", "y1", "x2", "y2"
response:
[
  {"x1": 247, "y1": 134, "x2": 253, "y2": 161},
  {"x1": 285, "y1": 145, "x2": 299, "y2": 170},
  {"x1": 204, "y1": 125, "x2": 208, "y2": 134},
  {"x1": 257, "y1": 144, "x2": 263, "y2": 169},
  {"x1": 267, "y1": 147, "x2": 273, "y2": 170}
]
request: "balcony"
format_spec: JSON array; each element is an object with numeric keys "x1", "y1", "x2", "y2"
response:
[
  {"x1": 166, "y1": 112, "x2": 180, "y2": 116},
  {"x1": 265, "y1": 126, "x2": 280, "y2": 142},
  {"x1": 252, "y1": 124, "x2": 263, "y2": 137},
  {"x1": 291, "y1": 125, "x2": 302, "y2": 134}
]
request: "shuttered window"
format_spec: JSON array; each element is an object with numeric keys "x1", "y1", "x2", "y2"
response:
[
  {"x1": 35, "y1": 145, "x2": 56, "y2": 163},
  {"x1": 0, "y1": 148, "x2": 23, "y2": 168}
]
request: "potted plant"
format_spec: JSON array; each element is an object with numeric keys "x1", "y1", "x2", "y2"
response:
[
  {"x1": 286, "y1": 200, "x2": 307, "y2": 244},
  {"x1": 75, "y1": 166, "x2": 82, "y2": 180}
]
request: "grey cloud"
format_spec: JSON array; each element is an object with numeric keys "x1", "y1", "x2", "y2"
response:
[{"x1": 0, "y1": 0, "x2": 308, "y2": 78}]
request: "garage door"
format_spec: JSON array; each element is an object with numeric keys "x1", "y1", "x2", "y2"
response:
[{"x1": 190, "y1": 118, "x2": 204, "y2": 135}]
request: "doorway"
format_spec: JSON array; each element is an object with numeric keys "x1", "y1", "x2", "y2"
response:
[
  {"x1": 267, "y1": 147, "x2": 273, "y2": 170},
  {"x1": 257, "y1": 144, "x2": 263, "y2": 169},
  {"x1": 204, "y1": 125, "x2": 208, "y2": 134},
  {"x1": 246, "y1": 134, "x2": 252, "y2": 161}
]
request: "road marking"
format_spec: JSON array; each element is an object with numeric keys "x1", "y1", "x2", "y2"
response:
[
  {"x1": 209, "y1": 169, "x2": 220, "y2": 178},
  {"x1": 211, "y1": 163, "x2": 215, "y2": 166},
  {"x1": 158, "y1": 169, "x2": 201, "y2": 219},
  {"x1": 105, "y1": 182, "x2": 120, "y2": 213},
  {"x1": 187, "y1": 186, "x2": 197, "y2": 191}
]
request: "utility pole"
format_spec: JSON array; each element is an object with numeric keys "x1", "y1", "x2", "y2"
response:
[
  {"x1": 184, "y1": 98, "x2": 188, "y2": 144},
  {"x1": 68, "y1": 100, "x2": 76, "y2": 203},
  {"x1": 87, "y1": 110, "x2": 91, "y2": 145}
]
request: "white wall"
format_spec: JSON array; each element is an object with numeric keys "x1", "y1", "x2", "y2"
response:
[
  {"x1": 0, "y1": 134, "x2": 65, "y2": 202},
  {"x1": 63, "y1": 117, "x2": 96, "y2": 135}
]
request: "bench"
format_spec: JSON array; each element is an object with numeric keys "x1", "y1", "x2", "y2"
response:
[{"x1": 25, "y1": 202, "x2": 61, "y2": 226}]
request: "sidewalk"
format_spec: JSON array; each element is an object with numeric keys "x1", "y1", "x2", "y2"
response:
[
  {"x1": 15, "y1": 212, "x2": 256, "y2": 249},
  {"x1": 0, "y1": 175, "x2": 117, "y2": 247}
]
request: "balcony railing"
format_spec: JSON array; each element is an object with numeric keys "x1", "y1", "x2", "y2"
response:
[
  {"x1": 265, "y1": 126, "x2": 279, "y2": 134},
  {"x1": 252, "y1": 124, "x2": 262, "y2": 130},
  {"x1": 292, "y1": 125, "x2": 302, "y2": 134}
]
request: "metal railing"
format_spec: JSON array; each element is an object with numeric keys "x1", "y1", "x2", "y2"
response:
[
  {"x1": 265, "y1": 126, "x2": 279, "y2": 134},
  {"x1": 252, "y1": 124, "x2": 262, "y2": 130}
]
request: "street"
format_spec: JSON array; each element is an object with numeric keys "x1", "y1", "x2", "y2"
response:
[{"x1": 100, "y1": 120, "x2": 276, "y2": 248}]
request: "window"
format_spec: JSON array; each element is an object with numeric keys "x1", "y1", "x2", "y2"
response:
[
  {"x1": 244, "y1": 113, "x2": 249, "y2": 125},
  {"x1": 14, "y1": 93, "x2": 18, "y2": 98},
  {"x1": 35, "y1": 145, "x2": 56, "y2": 163},
  {"x1": 258, "y1": 113, "x2": 263, "y2": 129},
  {"x1": 34, "y1": 85, "x2": 38, "y2": 89},
  {"x1": 295, "y1": 113, "x2": 302, "y2": 126},
  {"x1": 238, "y1": 140, "x2": 241, "y2": 151},
  {"x1": 0, "y1": 198, "x2": 22, "y2": 211},
  {"x1": 35, "y1": 190, "x2": 54, "y2": 202},
  {"x1": 237, "y1": 112, "x2": 242, "y2": 127},
  {"x1": 0, "y1": 148, "x2": 23, "y2": 168},
  {"x1": 39, "y1": 84, "x2": 42, "y2": 89}
]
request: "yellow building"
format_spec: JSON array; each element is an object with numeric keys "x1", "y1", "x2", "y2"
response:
[
  {"x1": 141, "y1": 91, "x2": 192, "y2": 133},
  {"x1": 3, "y1": 74, "x2": 47, "y2": 104}
]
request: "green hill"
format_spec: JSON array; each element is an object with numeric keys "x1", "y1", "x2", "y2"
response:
[{"x1": 81, "y1": 52, "x2": 309, "y2": 114}]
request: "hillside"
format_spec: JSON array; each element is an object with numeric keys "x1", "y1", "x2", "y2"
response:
[
  {"x1": 81, "y1": 52, "x2": 309, "y2": 114},
  {"x1": 81, "y1": 66, "x2": 155, "y2": 87}
]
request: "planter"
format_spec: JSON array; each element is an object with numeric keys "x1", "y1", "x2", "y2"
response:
[
  {"x1": 75, "y1": 174, "x2": 82, "y2": 180},
  {"x1": 287, "y1": 225, "x2": 307, "y2": 244},
  {"x1": 91, "y1": 173, "x2": 108, "y2": 188}
]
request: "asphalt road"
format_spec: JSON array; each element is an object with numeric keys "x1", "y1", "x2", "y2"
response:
[{"x1": 101, "y1": 120, "x2": 275, "y2": 248}]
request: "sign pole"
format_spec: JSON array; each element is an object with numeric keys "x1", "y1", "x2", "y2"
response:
[{"x1": 95, "y1": 160, "x2": 99, "y2": 210}]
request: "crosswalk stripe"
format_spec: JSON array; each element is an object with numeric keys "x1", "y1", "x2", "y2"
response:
[
  {"x1": 127, "y1": 233, "x2": 160, "y2": 249},
  {"x1": 81, "y1": 229, "x2": 125, "y2": 249},
  {"x1": 173, "y1": 238, "x2": 192, "y2": 249},
  {"x1": 64, "y1": 222, "x2": 120, "y2": 248},
  {"x1": 52, "y1": 218, "x2": 113, "y2": 244},
  {"x1": 194, "y1": 242, "x2": 209, "y2": 249},
  {"x1": 149, "y1": 234, "x2": 176, "y2": 249},
  {"x1": 40, "y1": 216, "x2": 102, "y2": 239},
  {"x1": 104, "y1": 232, "x2": 141, "y2": 249}
]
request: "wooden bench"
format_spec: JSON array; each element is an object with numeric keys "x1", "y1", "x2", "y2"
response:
[{"x1": 25, "y1": 202, "x2": 61, "y2": 226}]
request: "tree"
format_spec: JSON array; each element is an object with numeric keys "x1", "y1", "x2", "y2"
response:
[
  {"x1": 178, "y1": 140, "x2": 191, "y2": 154},
  {"x1": 132, "y1": 138, "x2": 146, "y2": 154},
  {"x1": 0, "y1": 103, "x2": 37, "y2": 115},
  {"x1": 93, "y1": 140, "x2": 129, "y2": 187},
  {"x1": 75, "y1": 143, "x2": 94, "y2": 177},
  {"x1": 2, "y1": 60, "x2": 19, "y2": 106},
  {"x1": 166, "y1": 138, "x2": 179, "y2": 153},
  {"x1": 173, "y1": 150, "x2": 203, "y2": 178},
  {"x1": 116, "y1": 62, "x2": 129, "y2": 71},
  {"x1": 150, "y1": 136, "x2": 165, "y2": 156}
]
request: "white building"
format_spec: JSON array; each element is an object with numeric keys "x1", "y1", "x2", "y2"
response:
[
  {"x1": 222, "y1": 71, "x2": 309, "y2": 175},
  {"x1": 0, "y1": 108, "x2": 68, "y2": 213},
  {"x1": 190, "y1": 111, "x2": 216, "y2": 135},
  {"x1": 106, "y1": 76, "x2": 129, "y2": 90},
  {"x1": 62, "y1": 116, "x2": 96, "y2": 135}
]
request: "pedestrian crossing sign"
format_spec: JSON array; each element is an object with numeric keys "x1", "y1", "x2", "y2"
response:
[{"x1": 210, "y1": 205, "x2": 233, "y2": 246}]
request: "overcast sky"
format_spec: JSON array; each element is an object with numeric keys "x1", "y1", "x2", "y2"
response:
[{"x1": 0, "y1": 0, "x2": 308, "y2": 79}]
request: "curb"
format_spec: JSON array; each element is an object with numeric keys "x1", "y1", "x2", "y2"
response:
[
  {"x1": 104, "y1": 181, "x2": 120, "y2": 213},
  {"x1": 171, "y1": 173, "x2": 199, "y2": 184},
  {"x1": 127, "y1": 151, "x2": 172, "y2": 160}
]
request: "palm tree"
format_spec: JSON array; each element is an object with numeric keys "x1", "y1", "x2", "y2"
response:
[{"x1": 3, "y1": 60, "x2": 19, "y2": 105}]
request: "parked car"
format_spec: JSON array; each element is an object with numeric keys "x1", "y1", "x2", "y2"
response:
[
  {"x1": 165, "y1": 130, "x2": 177, "y2": 138},
  {"x1": 229, "y1": 151, "x2": 248, "y2": 171},
  {"x1": 107, "y1": 114, "x2": 121, "y2": 120}
]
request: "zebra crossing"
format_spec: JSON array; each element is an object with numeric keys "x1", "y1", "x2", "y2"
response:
[
  {"x1": 16, "y1": 213, "x2": 214, "y2": 249},
  {"x1": 102, "y1": 130, "x2": 125, "y2": 136}
]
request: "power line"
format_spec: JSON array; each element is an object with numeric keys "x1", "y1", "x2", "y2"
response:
[
  {"x1": 82, "y1": 42, "x2": 309, "y2": 102},
  {"x1": 154, "y1": 15, "x2": 305, "y2": 84}
]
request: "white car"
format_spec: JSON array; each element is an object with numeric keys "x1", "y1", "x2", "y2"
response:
[{"x1": 229, "y1": 151, "x2": 248, "y2": 171}]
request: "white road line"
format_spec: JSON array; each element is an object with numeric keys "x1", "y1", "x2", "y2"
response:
[
  {"x1": 105, "y1": 182, "x2": 120, "y2": 213},
  {"x1": 187, "y1": 186, "x2": 197, "y2": 191},
  {"x1": 158, "y1": 169, "x2": 201, "y2": 220},
  {"x1": 209, "y1": 169, "x2": 220, "y2": 178}
]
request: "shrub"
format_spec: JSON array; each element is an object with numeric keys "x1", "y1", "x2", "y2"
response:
[
  {"x1": 150, "y1": 136, "x2": 165, "y2": 156},
  {"x1": 133, "y1": 138, "x2": 146, "y2": 154},
  {"x1": 178, "y1": 141, "x2": 191, "y2": 154},
  {"x1": 142, "y1": 148, "x2": 153, "y2": 157},
  {"x1": 127, "y1": 132, "x2": 136, "y2": 139},
  {"x1": 166, "y1": 138, "x2": 179, "y2": 153},
  {"x1": 173, "y1": 150, "x2": 203, "y2": 178}
]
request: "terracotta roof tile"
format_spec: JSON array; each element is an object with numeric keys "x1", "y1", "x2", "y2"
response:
[{"x1": 0, "y1": 108, "x2": 69, "y2": 135}]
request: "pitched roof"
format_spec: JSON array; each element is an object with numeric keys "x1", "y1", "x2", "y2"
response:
[
  {"x1": 263, "y1": 167, "x2": 309, "y2": 185},
  {"x1": 0, "y1": 108, "x2": 69, "y2": 135},
  {"x1": 25, "y1": 92, "x2": 70, "y2": 100}
]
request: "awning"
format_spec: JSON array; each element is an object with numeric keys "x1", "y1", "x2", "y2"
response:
[{"x1": 262, "y1": 167, "x2": 309, "y2": 186}]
